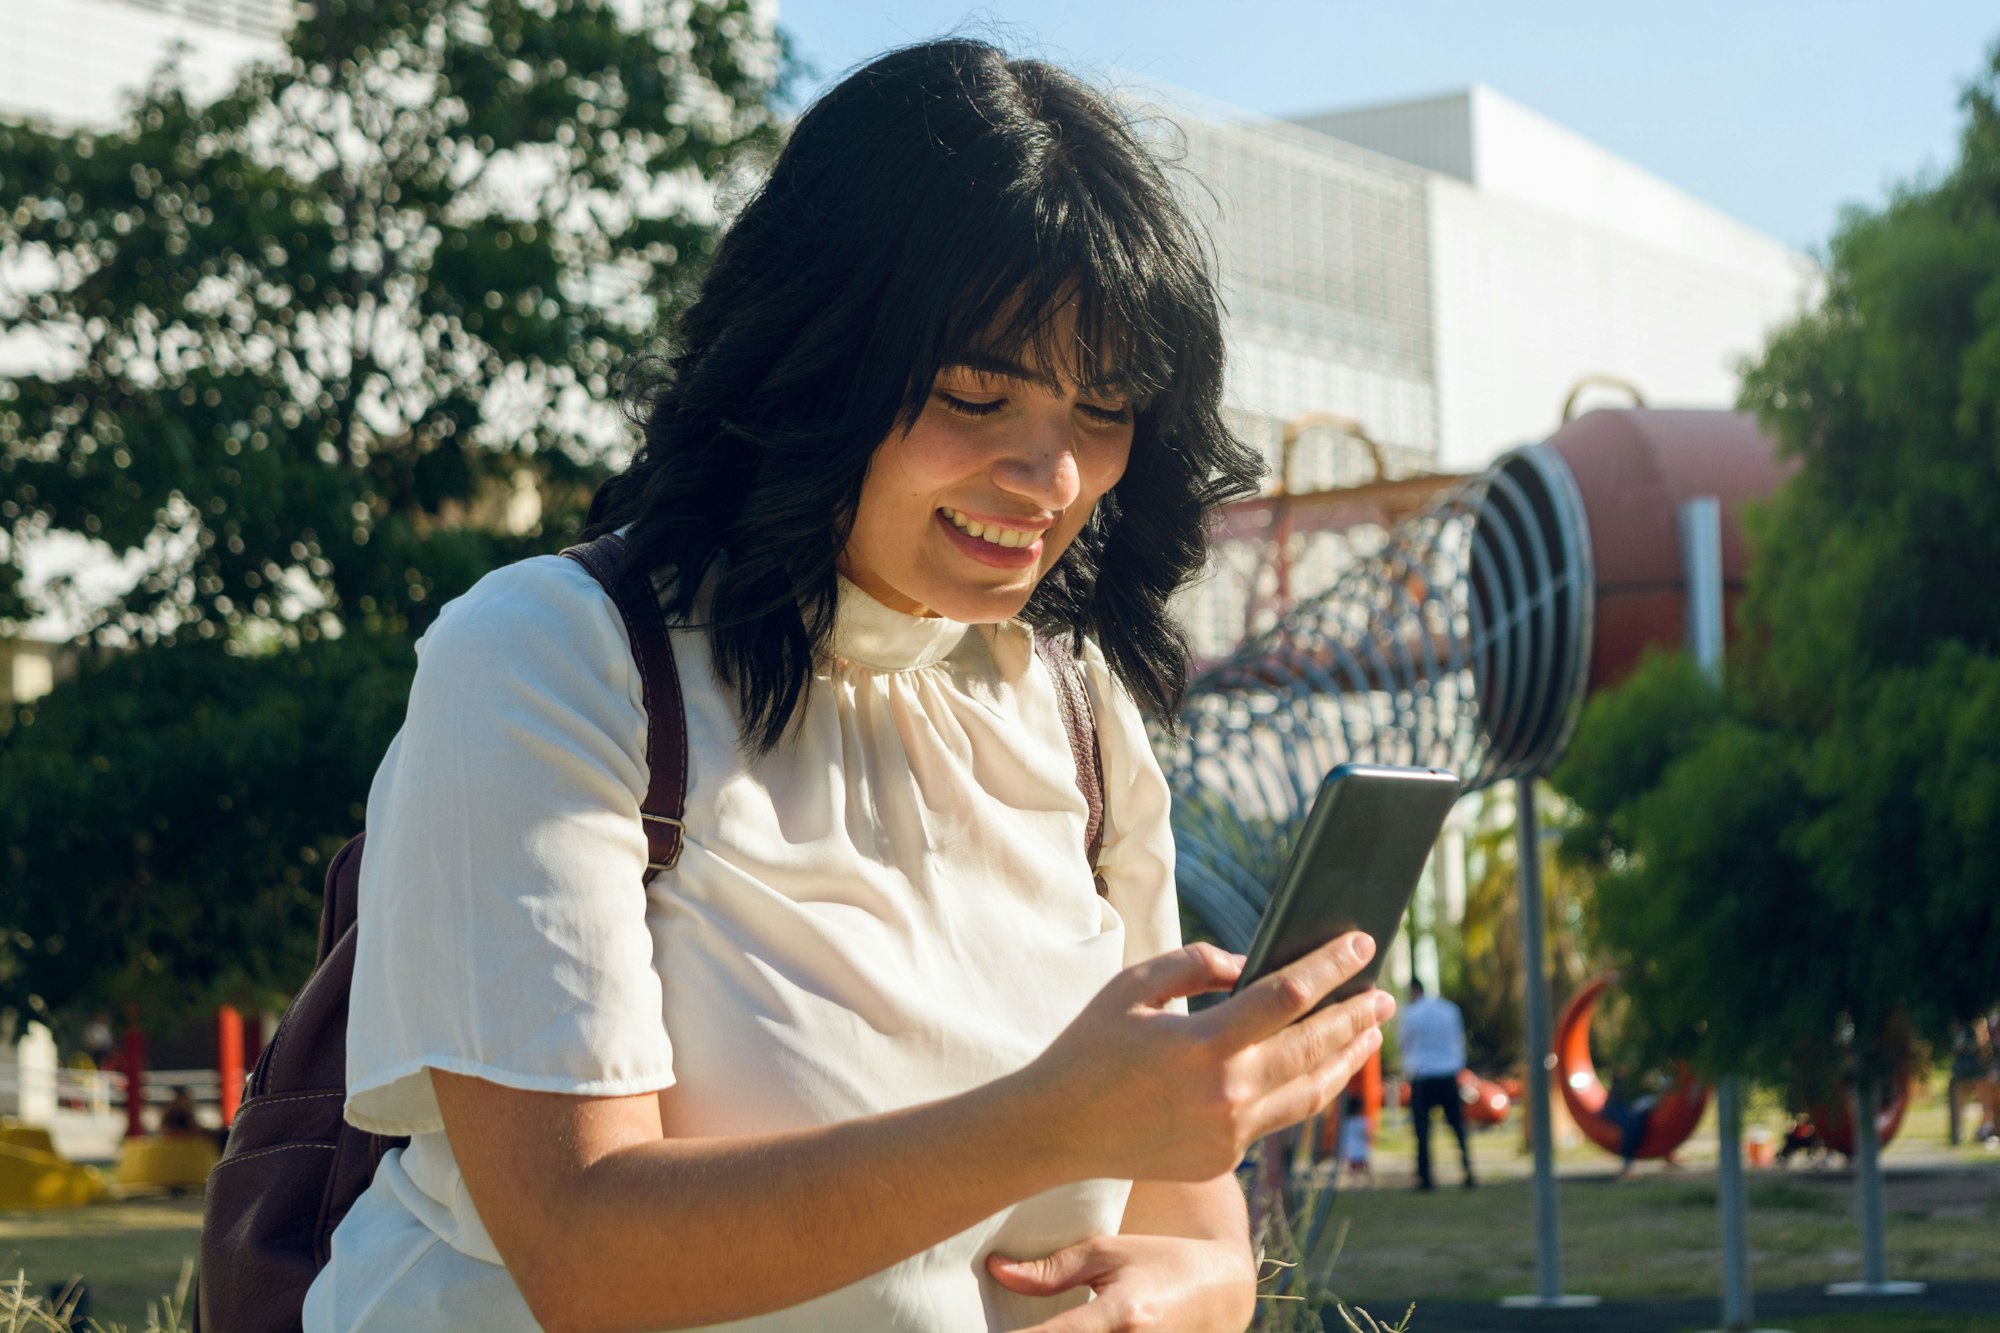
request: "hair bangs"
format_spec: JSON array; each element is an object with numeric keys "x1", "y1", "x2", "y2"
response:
[{"x1": 880, "y1": 120, "x2": 1204, "y2": 429}]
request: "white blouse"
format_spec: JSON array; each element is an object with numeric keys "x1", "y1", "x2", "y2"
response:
[{"x1": 303, "y1": 553, "x2": 1183, "y2": 1331}]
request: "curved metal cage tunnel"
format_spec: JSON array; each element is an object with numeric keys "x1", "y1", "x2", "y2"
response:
[{"x1": 1163, "y1": 443, "x2": 1595, "y2": 952}]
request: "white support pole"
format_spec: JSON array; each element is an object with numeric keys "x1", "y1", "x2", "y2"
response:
[
  {"x1": 1680, "y1": 500, "x2": 1751, "y2": 1330},
  {"x1": 1500, "y1": 778, "x2": 1599, "y2": 1311},
  {"x1": 1826, "y1": 1075, "x2": 1927, "y2": 1297},
  {"x1": 1683, "y1": 498, "x2": 1793, "y2": 1333}
]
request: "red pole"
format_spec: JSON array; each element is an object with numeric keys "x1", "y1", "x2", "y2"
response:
[
  {"x1": 217, "y1": 1005, "x2": 244, "y2": 1127},
  {"x1": 1362, "y1": 1043, "x2": 1384, "y2": 1138},
  {"x1": 122, "y1": 1007, "x2": 148, "y2": 1139}
]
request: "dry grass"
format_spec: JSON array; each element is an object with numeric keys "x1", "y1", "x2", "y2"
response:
[{"x1": 0, "y1": 1199, "x2": 200, "y2": 1331}]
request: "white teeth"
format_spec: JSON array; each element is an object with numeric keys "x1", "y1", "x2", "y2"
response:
[{"x1": 942, "y1": 507, "x2": 1038, "y2": 549}]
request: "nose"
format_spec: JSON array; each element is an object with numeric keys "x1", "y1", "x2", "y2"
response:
[{"x1": 991, "y1": 408, "x2": 1082, "y2": 513}]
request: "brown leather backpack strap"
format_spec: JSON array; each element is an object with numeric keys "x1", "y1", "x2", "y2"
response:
[
  {"x1": 563, "y1": 532, "x2": 687, "y2": 883},
  {"x1": 1034, "y1": 633, "x2": 1106, "y2": 888}
]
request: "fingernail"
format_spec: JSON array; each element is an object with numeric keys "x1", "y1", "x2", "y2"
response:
[
  {"x1": 1350, "y1": 934, "x2": 1376, "y2": 964},
  {"x1": 1364, "y1": 1026, "x2": 1383, "y2": 1051},
  {"x1": 1373, "y1": 991, "x2": 1396, "y2": 1021}
]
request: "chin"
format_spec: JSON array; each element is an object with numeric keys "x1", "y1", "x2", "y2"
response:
[{"x1": 928, "y1": 579, "x2": 1038, "y2": 625}]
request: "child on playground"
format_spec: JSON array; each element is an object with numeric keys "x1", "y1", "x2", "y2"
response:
[{"x1": 1339, "y1": 1090, "x2": 1374, "y2": 1187}]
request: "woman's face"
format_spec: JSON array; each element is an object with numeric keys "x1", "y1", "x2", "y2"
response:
[{"x1": 840, "y1": 321, "x2": 1135, "y2": 625}]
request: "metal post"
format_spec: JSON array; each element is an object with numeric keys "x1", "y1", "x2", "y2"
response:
[
  {"x1": 1499, "y1": 777, "x2": 1598, "y2": 1310},
  {"x1": 1716, "y1": 1078, "x2": 1751, "y2": 1328},
  {"x1": 1857, "y1": 1075, "x2": 1886, "y2": 1286},
  {"x1": 1680, "y1": 499, "x2": 1754, "y2": 1331},
  {"x1": 1827, "y1": 1075, "x2": 1926, "y2": 1296}
]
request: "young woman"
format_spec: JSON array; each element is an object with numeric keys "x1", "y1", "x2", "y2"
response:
[{"x1": 306, "y1": 39, "x2": 1394, "y2": 1332}]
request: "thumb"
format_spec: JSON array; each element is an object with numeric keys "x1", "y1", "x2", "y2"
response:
[
  {"x1": 986, "y1": 1238, "x2": 1117, "y2": 1295},
  {"x1": 1114, "y1": 943, "x2": 1245, "y2": 1010}
]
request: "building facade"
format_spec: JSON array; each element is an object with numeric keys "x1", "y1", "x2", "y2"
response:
[{"x1": 0, "y1": 0, "x2": 285, "y2": 130}]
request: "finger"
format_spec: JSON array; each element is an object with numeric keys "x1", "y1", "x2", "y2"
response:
[
  {"x1": 1108, "y1": 943, "x2": 1244, "y2": 1011},
  {"x1": 1258, "y1": 987, "x2": 1395, "y2": 1089},
  {"x1": 1204, "y1": 932, "x2": 1376, "y2": 1049},
  {"x1": 1011, "y1": 1293, "x2": 1127, "y2": 1333},
  {"x1": 986, "y1": 1239, "x2": 1120, "y2": 1296},
  {"x1": 1251, "y1": 1023, "x2": 1384, "y2": 1136}
]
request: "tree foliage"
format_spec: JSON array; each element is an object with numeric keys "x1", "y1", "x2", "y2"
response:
[
  {"x1": 0, "y1": 0, "x2": 788, "y2": 1024},
  {"x1": 1553, "y1": 41, "x2": 2000, "y2": 1088}
]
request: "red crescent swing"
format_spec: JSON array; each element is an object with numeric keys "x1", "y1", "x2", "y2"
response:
[
  {"x1": 1553, "y1": 975, "x2": 1708, "y2": 1160},
  {"x1": 1805, "y1": 1066, "x2": 1912, "y2": 1157}
]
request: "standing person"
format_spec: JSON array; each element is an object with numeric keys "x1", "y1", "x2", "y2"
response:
[
  {"x1": 304, "y1": 39, "x2": 1399, "y2": 1333},
  {"x1": 1947, "y1": 1021, "x2": 1983, "y2": 1145},
  {"x1": 1980, "y1": 1010, "x2": 2000, "y2": 1144},
  {"x1": 1401, "y1": 978, "x2": 1476, "y2": 1190}
]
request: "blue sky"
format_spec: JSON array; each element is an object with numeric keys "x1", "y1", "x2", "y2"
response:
[{"x1": 775, "y1": 1, "x2": 1998, "y2": 256}]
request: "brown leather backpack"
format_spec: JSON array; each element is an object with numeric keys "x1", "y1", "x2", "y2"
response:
[{"x1": 194, "y1": 532, "x2": 1105, "y2": 1331}]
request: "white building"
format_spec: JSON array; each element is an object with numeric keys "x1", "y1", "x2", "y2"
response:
[
  {"x1": 0, "y1": 0, "x2": 286, "y2": 130},
  {"x1": 1292, "y1": 85, "x2": 1815, "y2": 472}
]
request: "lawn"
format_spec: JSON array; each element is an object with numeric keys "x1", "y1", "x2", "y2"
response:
[
  {"x1": 0, "y1": 1197, "x2": 200, "y2": 1330},
  {"x1": 1322, "y1": 1163, "x2": 2000, "y2": 1306}
]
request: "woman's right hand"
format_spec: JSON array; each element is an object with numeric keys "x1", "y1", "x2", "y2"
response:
[{"x1": 1017, "y1": 934, "x2": 1393, "y2": 1184}]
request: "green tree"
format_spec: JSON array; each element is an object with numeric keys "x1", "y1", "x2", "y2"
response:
[
  {"x1": 0, "y1": 0, "x2": 788, "y2": 1025},
  {"x1": 1437, "y1": 782, "x2": 1597, "y2": 1077},
  {"x1": 1553, "y1": 40, "x2": 2000, "y2": 1093}
]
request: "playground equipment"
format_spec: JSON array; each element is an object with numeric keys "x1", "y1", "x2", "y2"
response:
[
  {"x1": 0, "y1": 1119, "x2": 108, "y2": 1209},
  {"x1": 1809, "y1": 1068, "x2": 1912, "y2": 1159},
  {"x1": 1166, "y1": 409, "x2": 1786, "y2": 951},
  {"x1": 1553, "y1": 975, "x2": 1709, "y2": 1160},
  {"x1": 115, "y1": 1132, "x2": 220, "y2": 1194}
]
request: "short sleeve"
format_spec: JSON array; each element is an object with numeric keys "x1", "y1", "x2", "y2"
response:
[
  {"x1": 1078, "y1": 640, "x2": 1188, "y2": 1015},
  {"x1": 342, "y1": 555, "x2": 676, "y2": 1136}
]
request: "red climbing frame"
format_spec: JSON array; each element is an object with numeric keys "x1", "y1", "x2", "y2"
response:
[{"x1": 1553, "y1": 975, "x2": 1708, "y2": 1160}]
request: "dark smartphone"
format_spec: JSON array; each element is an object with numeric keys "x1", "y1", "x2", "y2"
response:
[{"x1": 1230, "y1": 763, "x2": 1462, "y2": 1012}]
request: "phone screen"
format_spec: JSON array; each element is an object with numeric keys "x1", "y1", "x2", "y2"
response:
[{"x1": 1230, "y1": 763, "x2": 1461, "y2": 1011}]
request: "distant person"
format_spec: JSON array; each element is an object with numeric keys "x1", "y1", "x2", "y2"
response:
[
  {"x1": 80, "y1": 1012, "x2": 116, "y2": 1066},
  {"x1": 1979, "y1": 1011, "x2": 2000, "y2": 1144},
  {"x1": 158, "y1": 1086, "x2": 199, "y2": 1136},
  {"x1": 1400, "y1": 978, "x2": 1475, "y2": 1190},
  {"x1": 1947, "y1": 1020, "x2": 1983, "y2": 1145},
  {"x1": 1338, "y1": 1090, "x2": 1373, "y2": 1188},
  {"x1": 1601, "y1": 1066, "x2": 1658, "y2": 1180}
]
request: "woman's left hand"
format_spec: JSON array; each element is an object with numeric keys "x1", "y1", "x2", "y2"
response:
[{"x1": 988, "y1": 1232, "x2": 1257, "y2": 1332}]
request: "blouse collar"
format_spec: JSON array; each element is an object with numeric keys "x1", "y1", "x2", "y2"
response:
[{"x1": 831, "y1": 576, "x2": 971, "y2": 672}]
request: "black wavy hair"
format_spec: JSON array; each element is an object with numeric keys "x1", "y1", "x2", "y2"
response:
[{"x1": 587, "y1": 38, "x2": 1263, "y2": 752}]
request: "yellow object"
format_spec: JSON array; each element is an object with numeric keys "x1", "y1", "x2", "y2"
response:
[
  {"x1": 0, "y1": 1118, "x2": 59, "y2": 1156},
  {"x1": 114, "y1": 1133, "x2": 219, "y2": 1193},
  {"x1": 0, "y1": 1141, "x2": 109, "y2": 1209}
]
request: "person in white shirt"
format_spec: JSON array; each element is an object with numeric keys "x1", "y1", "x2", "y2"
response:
[
  {"x1": 1399, "y1": 978, "x2": 1476, "y2": 1190},
  {"x1": 306, "y1": 38, "x2": 1402, "y2": 1333}
]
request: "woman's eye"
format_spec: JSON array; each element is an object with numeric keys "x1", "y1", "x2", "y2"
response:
[
  {"x1": 937, "y1": 392, "x2": 1004, "y2": 417},
  {"x1": 1079, "y1": 402, "x2": 1133, "y2": 425}
]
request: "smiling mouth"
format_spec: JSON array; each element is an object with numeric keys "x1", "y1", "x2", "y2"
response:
[{"x1": 938, "y1": 506, "x2": 1048, "y2": 549}]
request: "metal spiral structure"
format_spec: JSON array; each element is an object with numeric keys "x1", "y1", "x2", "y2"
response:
[{"x1": 1164, "y1": 444, "x2": 1596, "y2": 951}]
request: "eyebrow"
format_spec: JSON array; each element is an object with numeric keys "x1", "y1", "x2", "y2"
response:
[{"x1": 942, "y1": 353, "x2": 1130, "y2": 397}]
